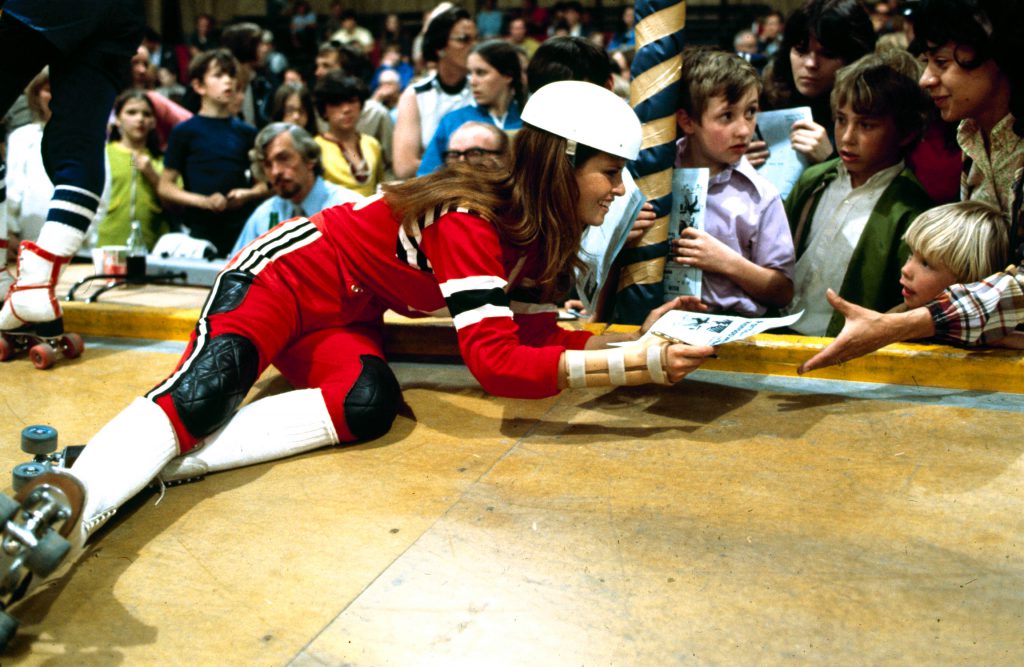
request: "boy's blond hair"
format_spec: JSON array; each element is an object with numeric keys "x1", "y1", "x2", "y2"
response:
[
  {"x1": 904, "y1": 201, "x2": 1009, "y2": 283},
  {"x1": 831, "y1": 50, "x2": 929, "y2": 148},
  {"x1": 678, "y1": 46, "x2": 760, "y2": 120}
]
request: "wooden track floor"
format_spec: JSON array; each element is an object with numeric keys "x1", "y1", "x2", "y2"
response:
[{"x1": 0, "y1": 335, "x2": 1021, "y2": 665}]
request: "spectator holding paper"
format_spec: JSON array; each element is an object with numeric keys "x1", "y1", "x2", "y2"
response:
[
  {"x1": 669, "y1": 47, "x2": 795, "y2": 317},
  {"x1": 752, "y1": 0, "x2": 876, "y2": 171}
]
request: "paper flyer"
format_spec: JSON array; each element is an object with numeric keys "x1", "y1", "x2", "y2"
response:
[
  {"x1": 663, "y1": 167, "x2": 709, "y2": 300},
  {"x1": 754, "y1": 106, "x2": 813, "y2": 200},
  {"x1": 631, "y1": 309, "x2": 804, "y2": 347}
]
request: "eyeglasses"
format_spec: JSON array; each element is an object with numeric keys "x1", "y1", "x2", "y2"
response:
[
  {"x1": 449, "y1": 33, "x2": 477, "y2": 44},
  {"x1": 443, "y1": 147, "x2": 503, "y2": 163}
]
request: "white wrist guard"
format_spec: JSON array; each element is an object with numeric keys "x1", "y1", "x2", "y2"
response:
[{"x1": 564, "y1": 343, "x2": 670, "y2": 388}]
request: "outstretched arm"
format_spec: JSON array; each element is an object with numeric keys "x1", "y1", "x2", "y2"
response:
[{"x1": 797, "y1": 289, "x2": 935, "y2": 374}]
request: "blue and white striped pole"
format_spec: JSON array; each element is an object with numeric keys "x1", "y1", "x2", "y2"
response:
[{"x1": 613, "y1": 0, "x2": 686, "y2": 324}]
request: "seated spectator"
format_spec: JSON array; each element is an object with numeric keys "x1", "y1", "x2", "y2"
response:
[
  {"x1": 315, "y1": 40, "x2": 394, "y2": 169},
  {"x1": 417, "y1": 40, "x2": 524, "y2": 176},
  {"x1": 783, "y1": 51, "x2": 933, "y2": 336},
  {"x1": 330, "y1": 9, "x2": 375, "y2": 55},
  {"x1": 476, "y1": 0, "x2": 504, "y2": 39},
  {"x1": 393, "y1": 4, "x2": 476, "y2": 178},
  {"x1": 548, "y1": 2, "x2": 587, "y2": 38},
  {"x1": 5, "y1": 68, "x2": 53, "y2": 244},
  {"x1": 379, "y1": 13, "x2": 413, "y2": 61},
  {"x1": 258, "y1": 30, "x2": 290, "y2": 87},
  {"x1": 158, "y1": 49, "x2": 264, "y2": 257},
  {"x1": 757, "y1": 11, "x2": 784, "y2": 57},
  {"x1": 609, "y1": 6, "x2": 636, "y2": 51},
  {"x1": 188, "y1": 13, "x2": 220, "y2": 61},
  {"x1": 518, "y1": 0, "x2": 550, "y2": 41},
  {"x1": 371, "y1": 43, "x2": 415, "y2": 91},
  {"x1": 670, "y1": 48, "x2": 795, "y2": 317},
  {"x1": 231, "y1": 123, "x2": 361, "y2": 255},
  {"x1": 506, "y1": 17, "x2": 540, "y2": 58},
  {"x1": 270, "y1": 81, "x2": 318, "y2": 136},
  {"x1": 289, "y1": 1, "x2": 319, "y2": 56},
  {"x1": 371, "y1": 69, "x2": 403, "y2": 124},
  {"x1": 734, "y1": 29, "x2": 767, "y2": 72},
  {"x1": 221, "y1": 22, "x2": 276, "y2": 129},
  {"x1": 95, "y1": 90, "x2": 169, "y2": 249},
  {"x1": 441, "y1": 120, "x2": 510, "y2": 170},
  {"x1": 314, "y1": 72, "x2": 384, "y2": 197}
]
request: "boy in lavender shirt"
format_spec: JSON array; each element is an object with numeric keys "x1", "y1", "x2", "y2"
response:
[{"x1": 670, "y1": 47, "x2": 794, "y2": 316}]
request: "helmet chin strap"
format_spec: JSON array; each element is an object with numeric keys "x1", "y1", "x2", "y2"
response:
[{"x1": 565, "y1": 138, "x2": 578, "y2": 166}]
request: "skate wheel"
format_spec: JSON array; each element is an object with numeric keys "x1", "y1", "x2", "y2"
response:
[
  {"x1": 12, "y1": 462, "x2": 52, "y2": 493},
  {"x1": 0, "y1": 610, "x2": 18, "y2": 652},
  {"x1": 58, "y1": 333, "x2": 84, "y2": 359},
  {"x1": 21, "y1": 424, "x2": 58, "y2": 456},
  {"x1": 14, "y1": 473, "x2": 84, "y2": 539},
  {"x1": 24, "y1": 529, "x2": 70, "y2": 577},
  {"x1": 0, "y1": 336, "x2": 11, "y2": 362},
  {"x1": 0, "y1": 494, "x2": 19, "y2": 524},
  {"x1": 28, "y1": 343, "x2": 56, "y2": 370}
]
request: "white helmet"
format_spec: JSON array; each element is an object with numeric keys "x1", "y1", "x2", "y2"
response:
[{"x1": 521, "y1": 80, "x2": 642, "y2": 161}]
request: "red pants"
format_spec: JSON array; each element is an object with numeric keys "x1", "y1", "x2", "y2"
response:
[{"x1": 146, "y1": 218, "x2": 395, "y2": 452}]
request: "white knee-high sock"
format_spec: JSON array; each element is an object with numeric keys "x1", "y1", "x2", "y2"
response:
[
  {"x1": 69, "y1": 397, "x2": 180, "y2": 545},
  {"x1": 159, "y1": 389, "x2": 340, "y2": 482}
]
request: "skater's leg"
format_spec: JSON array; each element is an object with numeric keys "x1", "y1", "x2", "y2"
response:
[
  {"x1": 0, "y1": 36, "x2": 122, "y2": 331},
  {"x1": 160, "y1": 388, "x2": 339, "y2": 481},
  {"x1": 159, "y1": 325, "x2": 401, "y2": 481},
  {"x1": 65, "y1": 397, "x2": 180, "y2": 545}
]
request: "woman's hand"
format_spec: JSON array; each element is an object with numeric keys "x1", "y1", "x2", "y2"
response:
[
  {"x1": 745, "y1": 139, "x2": 770, "y2": 168},
  {"x1": 790, "y1": 119, "x2": 833, "y2": 164},
  {"x1": 798, "y1": 290, "x2": 936, "y2": 374},
  {"x1": 663, "y1": 341, "x2": 717, "y2": 383}
]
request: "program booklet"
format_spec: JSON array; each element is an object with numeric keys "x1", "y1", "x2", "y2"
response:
[{"x1": 663, "y1": 167, "x2": 710, "y2": 300}]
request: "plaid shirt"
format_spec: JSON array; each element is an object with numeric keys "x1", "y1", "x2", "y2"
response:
[{"x1": 928, "y1": 265, "x2": 1024, "y2": 345}]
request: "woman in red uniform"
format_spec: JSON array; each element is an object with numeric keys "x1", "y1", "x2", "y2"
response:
[{"x1": 13, "y1": 82, "x2": 716, "y2": 571}]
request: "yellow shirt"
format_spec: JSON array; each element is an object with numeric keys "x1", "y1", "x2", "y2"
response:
[{"x1": 316, "y1": 133, "x2": 384, "y2": 197}]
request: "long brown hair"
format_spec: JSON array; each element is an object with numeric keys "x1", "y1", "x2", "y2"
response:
[{"x1": 383, "y1": 124, "x2": 587, "y2": 296}]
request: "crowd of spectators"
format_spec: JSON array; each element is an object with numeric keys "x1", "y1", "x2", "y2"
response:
[{"x1": 1, "y1": 0, "x2": 1022, "y2": 355}]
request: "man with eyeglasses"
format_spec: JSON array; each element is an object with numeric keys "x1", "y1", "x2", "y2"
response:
[{"x1": 442, "y1": 121, "x2": 510, "y2": 169}]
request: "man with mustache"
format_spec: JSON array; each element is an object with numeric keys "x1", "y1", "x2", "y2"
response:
[{"x1": 230, "y1": 123, "x2": 362, "y2": 256}]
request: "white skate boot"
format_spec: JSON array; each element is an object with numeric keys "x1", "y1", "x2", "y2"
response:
[
  {"x1": 0, "y1": 398, "x2": 178, "y2": 650},
  {"x1": 0, "y1": 224, "x2": 87, "y2": 368}
]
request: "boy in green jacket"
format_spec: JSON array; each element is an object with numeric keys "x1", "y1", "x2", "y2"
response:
[{"x1": 783, "y1": 50, "x2": 933, "y2": 336}]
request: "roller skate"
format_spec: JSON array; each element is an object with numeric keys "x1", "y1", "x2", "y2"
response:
[
  {"x1": 0, "y1": 232, "x2": 85, "y2": 369},
  {"x1": 11, "y1": 426, "x2": 85, "y2": 493},
  {"x1": 0, "y1": 471, "x2": 84, "y2": 651},
  {"x1": 0, "y1": 323, "x2": 85, "y2": 370}
]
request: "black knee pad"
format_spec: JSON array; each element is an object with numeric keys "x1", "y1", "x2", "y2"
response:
[
  {"x1": 172, "y1": 334, "x2": 260, "y2": 438},
  {"x1": 345, "y1": 356, "x2": 402, "y2": 441}
]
